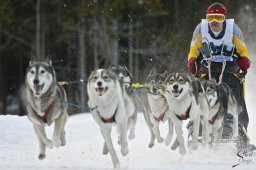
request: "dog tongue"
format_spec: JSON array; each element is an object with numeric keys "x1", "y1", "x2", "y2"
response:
[
  {"x1": 96, "y1": 87, "x2": 105, "y2": 95},
  {"x1": 34, "y1": 85, "x2": 42, "y2": 93}
]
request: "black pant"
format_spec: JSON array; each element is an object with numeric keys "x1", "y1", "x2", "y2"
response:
[{"x1": 204, "y1": 72, "x2": 249, "y2": 130}]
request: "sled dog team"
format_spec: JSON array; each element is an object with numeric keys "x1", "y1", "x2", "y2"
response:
[{"x1": 22, "y1": 58, "x2": 240, "y2": 168}]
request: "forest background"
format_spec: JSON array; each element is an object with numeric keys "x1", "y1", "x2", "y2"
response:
[{"x1": 0, "y1": 0, "x2": 255, "y2": 115}]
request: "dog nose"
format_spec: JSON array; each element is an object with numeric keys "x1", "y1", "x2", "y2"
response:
[
  {"x1": 173, "y1": 84, "x2": 178, "y2": 90},
  {"x1": 33, "y1": 79, "x2": 39, "y2": 85},
  {"x1": 97, "y1": 81, "x2": 102, "y2": 87},
  {"x1": 153, "y1": 87, "x2": 157, "y2": 93}
]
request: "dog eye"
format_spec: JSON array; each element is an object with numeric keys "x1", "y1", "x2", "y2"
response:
[
  {"x1": 103, "y1": 76, "x2": 109, "y2": 79},
  {"x1": 179, "y1": 79, "x2": 184, "y2": 83},
  {"x1": 30, "y1": 70, "x2": 35, "y2": 74},
  {"x1": 93, "y1": 76, "x2": 98, "y2": 80},
  {"x1": 169, "y1": 79, "x2": 175, "y2": 84},
  {"x1": 40, "y1": 70, "x2": 45, "y2": 74}
]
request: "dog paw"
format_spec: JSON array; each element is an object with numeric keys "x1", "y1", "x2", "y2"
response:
[
  {"x1": 179, "y1": 148, "x2": 187, "y2": 156},
  {"x1": 121, "y1": 147, "x2": 129, "y2": 156},
  {"x1": 192, "y1": 144, "x2": 198, "y2": 150},
  {"x1": 54, "y1": 139, "x2": 62, "y2": 148},
  {"x1": 61, "y1": 138, "x2": 66, "y2": 146},
  {"x1": 38, "y1": 153, "x2": 46, "y2": 160},
  {"x1": 114, "y1": 162, "x2": 120, "y2": 169},
  {"x1": 164, "y1": 136, "x2": 172, "y2": 146},
  {"x1": 148, "y1": 142, "x2": 155, "y2": 148},
  {"x1": 102, "y1": 146, "x2": 109, "y2": 155},
  {"x1": 44, "y1": 139, "x2": 53, "y2": 149},
  {"x1": 157, "y1": 137, "x2": 164, "y2": 143},
  {"x1": 171, "y1": 141, "x2": 179, "y2": 150}
]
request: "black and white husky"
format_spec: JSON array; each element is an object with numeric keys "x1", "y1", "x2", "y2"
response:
[
  {"x1": 21, "y1": 58, "x2": 68, "y2": 160},
  {"x1": 87, "y1": 69, "x2": 135, "y2": 168},
  {"x1": 163, "y1": 73, "x2": 209, "y2": 155},
  {"x1": 202, "y1": 80, "x2": 240, "y2": 149},
  {"x1": 146, "y1": 69, "x2": 173, "y2": 146}
]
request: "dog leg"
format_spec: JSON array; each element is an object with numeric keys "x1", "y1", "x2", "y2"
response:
[
  {"x1": 152, "y1": 122, "x2": 164, "y2": 143},
  {"x1": 175, "y1": 122, "x2": 186, "y2": 155},
  {"x1": 232, "y1": 115, "x2": 239, "y2": 138},
  {"x1": 61, "y1": 131, "x2": 66, "y2": 146},
  {"x1": 33, "y1": 124, "x2": 53, "y2": 149},
  {"x1": 53, "y1": 112, "x2": 68, "y2": 148},
  {"x1": 120, "y1": 120, "x2": 129, "y2": 156},
  {"x1": 101, "y1": 127, "x2": 120, "y2": 168},
  {"x1": 202, "y1": 116, "x2": 209, "y2": 146},
  {"x1": 171, "y1": 137, "x2": 179, "y2": 150},
  {"x1": 102, "y1": 142, "x2": 109, "y2": 155},
  {"x1": 165, "y1": 118, "x2": 174, "y2": 146},
  {"x1": 33, "y1": 125, "x2": 46, "y2": 160},
  {"x1": 128, "y1": 113, "x2": 137, "y2": 140},
  {"x1": 143, "y1": 111, "x2": 155, "y2": 148},
  {"x1": 216, "y1": 122, "x2": 224, "y2": 151},
  {"x1": 191, "y1": 115, "x2": 200, "y2": 150}
]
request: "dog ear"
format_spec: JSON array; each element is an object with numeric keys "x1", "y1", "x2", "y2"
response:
[
  {"x1": 149, "y1": 67, "x2": 157, "y2": 76},
  {"x1": 163, "y1": 74, "x2": 171, "y2": 84},
  {"x1": 162, "y1": 70, "x2": 168, "y2": 78},
  {"x1": 108, "y1": 64, "x2": 116, "y2": 70},
  {"x1": 29, "y1": 56, "x2": 37, "y2": 65},
  {"x1": 211, "y1": 78, "x2": 217, "y2": 85},
  {"x1": 45, "y1": 56, "x2": 52, "y2": 66}
]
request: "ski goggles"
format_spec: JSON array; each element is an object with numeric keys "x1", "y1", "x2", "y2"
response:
[{"x1": 206, "y1": 14, "x2": 225, "y2": 23}]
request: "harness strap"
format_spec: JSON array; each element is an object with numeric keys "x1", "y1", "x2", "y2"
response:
[
  {"x1": 99, "y1": 106, "x2": 118, "y2": 123},
  {"x1": 208, "y1": 113, "x2": 218, "y2": 125},
  {"x1": 153, "y1": 106, "x2": 169, "y2": 122},
  {"x1": 41, "y1": 101, "x2": 54, "y2": 123},
  {"x1": 176, "y1": 104, "x2": 191, "y2": 121}
]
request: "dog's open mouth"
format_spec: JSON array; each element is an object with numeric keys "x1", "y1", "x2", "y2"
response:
[
  {"x1": 34, "y1": 84, "x2": 44, "y2": 95},
  {"x1": 95, "y1": 87, "x2": 108, "y2": 96},
  {"x1": 172, "y1": 88, "x2": 183, "y2": 97}
]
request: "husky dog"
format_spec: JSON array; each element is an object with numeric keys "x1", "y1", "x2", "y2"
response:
[
  {"x1": 202, "y1": 80, "x2": 240, "y2": 149},
  {"x1": 108, "y1": 65, "x2": 155, "y2": 148},
  {"x1": 21, "y1": 58, "x2": 68, "y2": 160},
  {"x1": 163, "y1": 73, "x2": 209, "y2": 155},
  {"x1": 108, "y1": 65, "x2": 132, "y2": 89},
  {"x1": 108, "y1": 65, "x2": 137, "y2": 140},
  {"x1": 146, "y1": 69, "x2": 173, "y2": 146},
  {"x1": 87, "y1": 69, "x2": 135, "y2": 168}
]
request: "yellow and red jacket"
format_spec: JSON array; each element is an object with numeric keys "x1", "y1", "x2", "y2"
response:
[{"x1": 188, "y1": 20, "x2": 250, "y2": 75}]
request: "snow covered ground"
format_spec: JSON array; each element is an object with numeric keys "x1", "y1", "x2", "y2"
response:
[
  {"x1": 0, "y1": 113, "x2": 255, "y2": 170},
  {"x1": 1, "y1": 44, "x2": 255, "y2": 170}
]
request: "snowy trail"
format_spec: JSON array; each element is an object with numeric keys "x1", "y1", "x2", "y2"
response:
[{"x1": 0, "y1": 113, "x2": 255, "y2": 170}]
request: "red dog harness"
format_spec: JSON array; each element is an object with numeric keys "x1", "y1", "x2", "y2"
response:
[{"x1": 176, "y1": 104, "x2": 191, "y2": 121}]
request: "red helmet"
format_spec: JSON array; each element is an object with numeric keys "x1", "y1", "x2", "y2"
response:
[{"x1": 207, "y1": 2, "x2": 227, "y2": 16}]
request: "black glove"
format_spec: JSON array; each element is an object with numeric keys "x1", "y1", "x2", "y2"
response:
[{"x1": 237, "y1": 70, "x2": 247, "y2": 79}]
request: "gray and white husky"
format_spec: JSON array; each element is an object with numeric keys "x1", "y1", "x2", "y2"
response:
[
  {"x1": 163, "y1": 73, "x2": 209, "y2": 155},
  {"x1": 87, "y1": 69, "x2": 135, "y2": 168},
  {"x1": 202, "y1": 80, "x2": 240, "y2": 149},
  {"x1": 146, "y1": 69, "x2": 173, "y2": 146},
  {"x1": 108, "y1": 65, "x2": 137, "y2": 140},
  {"x1": 21, "y1": 58, "x2": 68, "y2": 160},
  {"x1": 108, "y1": 65, "x2": 155, "y2": 148}
]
